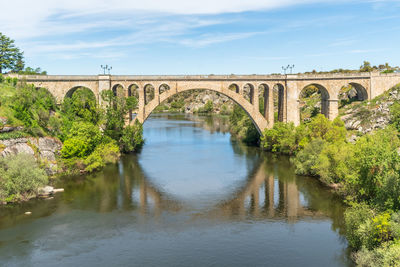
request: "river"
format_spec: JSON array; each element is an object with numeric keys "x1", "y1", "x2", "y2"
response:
[{"x1": 0, "y1": 113, "x2": 353, "y2": 267}]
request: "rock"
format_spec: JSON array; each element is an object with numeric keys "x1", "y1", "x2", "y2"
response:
[
  {"x1": 38, "y1": 186, "x2": 54, "y2": 196},
  {"x1": 53, "y1": 188, "x2": 64, "y2": 193},
  {"x1": 0, "y1": 126, "x2": 24, "y2": 133},
  {"x1": 0, "y1": 139, "x2": 35, "y2": 157}
]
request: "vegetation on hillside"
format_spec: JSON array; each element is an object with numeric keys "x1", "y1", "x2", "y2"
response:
[
  {"x1": 261, "y1": 83, "x2": 400, "y2": 266},
  {"x1": 0, "y1": 76, "x2": 144, "y2": 202}
]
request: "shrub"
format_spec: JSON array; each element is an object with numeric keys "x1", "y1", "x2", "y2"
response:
[
  {"x1": 0, "y1": 154, "x2": 48, "y2": 202},
  {"x1": 84, "y1": 141, "x2": 120, "y2": 172},
  {"x1": 344, "y1": 203, "x2": 375, "y2": 249},
  {"x1": 61, "y1": 121, "x2": 102, "y2": 158},
  {"x1": 197, "y1": 100, "x2": 214, "y2": 113},
  {"x1": 261, "y1": 122, "x2": 297, "y2": 154},
  {"x1": 353, "y1": 241, "x2": 400, "y2": 267},
  {"x1": 344, "y1": 127, "x2": 400, "y2": 209},
  {"x1": 315, "y1": 141, "x2": 353, "y2": 184},
  {"x1": 292, "y1": 138, "x2": 326, "y2": 177},
  {"x1": 120, "y1": 121, "x2": 144, "y2": 153}
]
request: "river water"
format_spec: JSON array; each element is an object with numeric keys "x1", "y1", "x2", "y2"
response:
[{"x1": 0, "y1": 114, "x2": 352, "y2": 267}]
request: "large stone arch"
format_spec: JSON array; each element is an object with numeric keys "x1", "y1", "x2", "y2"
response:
[
  {"x1": 299, "y1": 83, "x2": 331, "y2": 119},
  {"x1": 65, "y1": 86, "x2": 96, "y2": 100},
  {"x1": 136, "y1": 85, "x2": 268, "y2": 134}
]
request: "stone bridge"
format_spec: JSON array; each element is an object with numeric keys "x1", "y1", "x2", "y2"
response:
[{"x1": 10, "y1": 72, "x2": 400, "y2": 133}]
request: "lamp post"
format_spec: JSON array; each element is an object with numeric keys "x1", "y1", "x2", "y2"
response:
[
  {"x1": 101, "y1": 65, "x2": 112, "y2": 75},
  {"x1": 282, "y1": 64, "x2": 295, "y2": 75}
]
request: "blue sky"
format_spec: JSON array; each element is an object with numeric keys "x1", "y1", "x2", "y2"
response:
[{"x1": 1, "y1": 0, "x2": 400, "y2": 75}]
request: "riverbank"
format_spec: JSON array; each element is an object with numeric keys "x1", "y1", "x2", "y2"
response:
[
  {"x1": 0, "y1": 77, "x2": 144, "y2": 204},
  {"x1": 260, "y1": 94, "x2": 400, "y2": 265}
]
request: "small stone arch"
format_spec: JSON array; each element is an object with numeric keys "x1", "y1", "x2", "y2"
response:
[
  {"x1": 339, "y1": 82, "x2": 368, "y2": 107},
  {"x1": 128, "y1": 84, "x2": 140, "y2": 120},
  {"x1": 299, "y1": 83, "x2": 330, "y2": 120},
  {"x1": 229, "y1": 83, "x2": 240, "y2": 93},
  {"x1": 112, "y1": 84, "x2": 124, "y2": 97},
  {"x1": 159, "y1": 84, "x2": 170, "y2": 95},
  {"x1": 258, "y1": 84, "x2": 270, "y2": 118},
  {"x1": 273, "y1": 83, "x2": 285, "y2": 122},
  {"x1": 243, "y1": 83, "x2": 255, "y2": 104},
  {"x1": 144, "y1": 84, "x2": 155, "y2": 105},
  {"x1": 128, "y1": 84, "x2": 139, "y2": 98}
]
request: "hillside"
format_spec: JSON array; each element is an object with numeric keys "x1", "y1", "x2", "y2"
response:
[{"x1": 340, "y1": 84, "x2": 400, "y2": 135}]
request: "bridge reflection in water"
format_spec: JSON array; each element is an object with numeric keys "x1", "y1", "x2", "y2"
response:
[{"x1": 114, "y1": 152, "x2": 342, "y2": 225}]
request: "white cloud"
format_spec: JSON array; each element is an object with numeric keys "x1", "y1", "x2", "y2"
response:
[{"x1": 0, "y1": 0, "x2": 343, "y2": 39}]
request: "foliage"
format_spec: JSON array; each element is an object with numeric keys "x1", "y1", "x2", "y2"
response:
[
  {"x1": 390, "y1": 102, "x2": 400, "y2": 132},
  {"x1": 18, "y1": 67, "x2": 47, "y2": 75},
  {"x1": 10, "y1": 83, "x2": 57, "y2": 136},
  {"x1": 344, "y1": 127, "x2": 400, "y2": 210},
  {"x1": 229, "y1": 104, "x2": 260, "y2": 145},
  {"x1": 353, "y1": 241, "x2": 400, "y2": 267},
  {"x1": 84, "y1": 141, "x2": 120, "y2": 172},
  {"x1": 0, "y1": 154, "x2": 48, "y2": 202},
  {"x1": 101, "y1": 89, "x2": 138, "y2": 141},
  {"x1": 261, "y1": 122, "x2": 298, "y2": 154},
  {"x1": 196, "y1": 100, "x2": 214, "y2": 114},
  {"x1": 0, "y1": 32, "x2": 24, "y2": 73},
  {"x1": 315, "y1": 141, "x2": 353, "y2": 184},
  {"x1": 292, "y1": 138, "x2": 326, "y2": 176},
  {"x1": 120, "y1": 121, "x2": 144, "y2": 153},
  {"x1": 344, "y1": 203, "x2": 375, "y2": 249},
  {"x1": 61, "y1": 121, "x2": 102, "y2": 158}
]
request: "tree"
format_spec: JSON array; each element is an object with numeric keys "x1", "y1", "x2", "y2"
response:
[
  {"x1": 0, "y1": 33, "x2": 24, "y2": 73},
  {"x1": 360, "y1": 61, "x2": 374, "y2": 72}
]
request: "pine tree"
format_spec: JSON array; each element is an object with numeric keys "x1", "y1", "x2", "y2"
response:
[{"x1": 0, "y1": 32, "x2": 24, "y2": 73}]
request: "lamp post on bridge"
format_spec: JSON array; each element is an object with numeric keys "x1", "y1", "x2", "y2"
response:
[
  {"x1": 101, "y1": 65, "x2": 112, "y2": 75},
  {"x1": 282, "y1": 64, "x2": 295, "y2": 75}
]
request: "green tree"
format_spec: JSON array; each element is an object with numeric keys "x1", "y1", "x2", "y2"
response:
[
  {"x1": 101, "y1": 89, "x2": 138, "y2": 141},
  {"x1": 0, "y1": 33, "x2": 24, "y2": 73},
  {"x1": 360, "y1": 61, "x2": 374, "y2": 72}
]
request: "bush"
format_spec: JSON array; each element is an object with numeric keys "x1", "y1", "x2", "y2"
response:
[
  {"x1": 61, "y1": 121, "x2": 102, "y2": 158},
  {"x1": 229, "y1": 104, "x2": 260, "y2": 145},
  {"x1": 292, "y1": 138, "x2": 326, "y2": 177},
  {"x1": 261, "y1": 122, "x2": 298, "y2": 154},
  {"x1": 353, "y1": 241, "x2": 400, "y2": 267},
  {"x1": 0, "y1": 154, "x2": 48, "y2": 202},
  {"x1": 84, "y1": 141, "x2": 120, "y2": 172},
  {"x1": 120, "y1": 121, "x2": 144, "y2": 153},
  {"x1": 344, "y1": 127, "x2": 400, "y2": 210},
  {"x1": 197, "y1": 100, "x2": 214, "y2": 113},
  {"x1": 314, "y1": 141, "x2": 353, "y2": 184},
  {"x1": 344, "y1": 203, "x2": 375, "y2": 249}
]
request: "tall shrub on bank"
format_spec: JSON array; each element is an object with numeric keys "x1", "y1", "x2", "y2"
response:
[{"x1": 0, "y1": 154, "x2": 47, "y2": 202}]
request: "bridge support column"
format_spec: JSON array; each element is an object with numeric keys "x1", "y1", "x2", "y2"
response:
[
  {"x1": 138, "y1": 85, "x2": 146, "y2": 123},
  {"x1": 286, "y1": 79, "x2": 300, "y2": 126},
  {"x1": 98, "y1": 75, "x2": 111, "y2": 106},
  {"x1": 327, "y1": 99, "x2": 339, "y2": 120},
  {"x1": 265, "y1": 86, "x2": 275, "y2": 128},
  {"x1": 253, "y1": 87, "x2": 259, "y2": 114},
  {"x1": 154, "y1": 83, "x2": 160, "y2": 105}
]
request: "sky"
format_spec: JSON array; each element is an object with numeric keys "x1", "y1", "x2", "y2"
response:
[{"x1": 1, "y1": 0, "x2": 400, "y2": 75}]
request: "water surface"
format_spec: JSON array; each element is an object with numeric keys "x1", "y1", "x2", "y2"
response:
[{"x1": 0, "y1": 113, "x2": 352, "y2": 266}]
